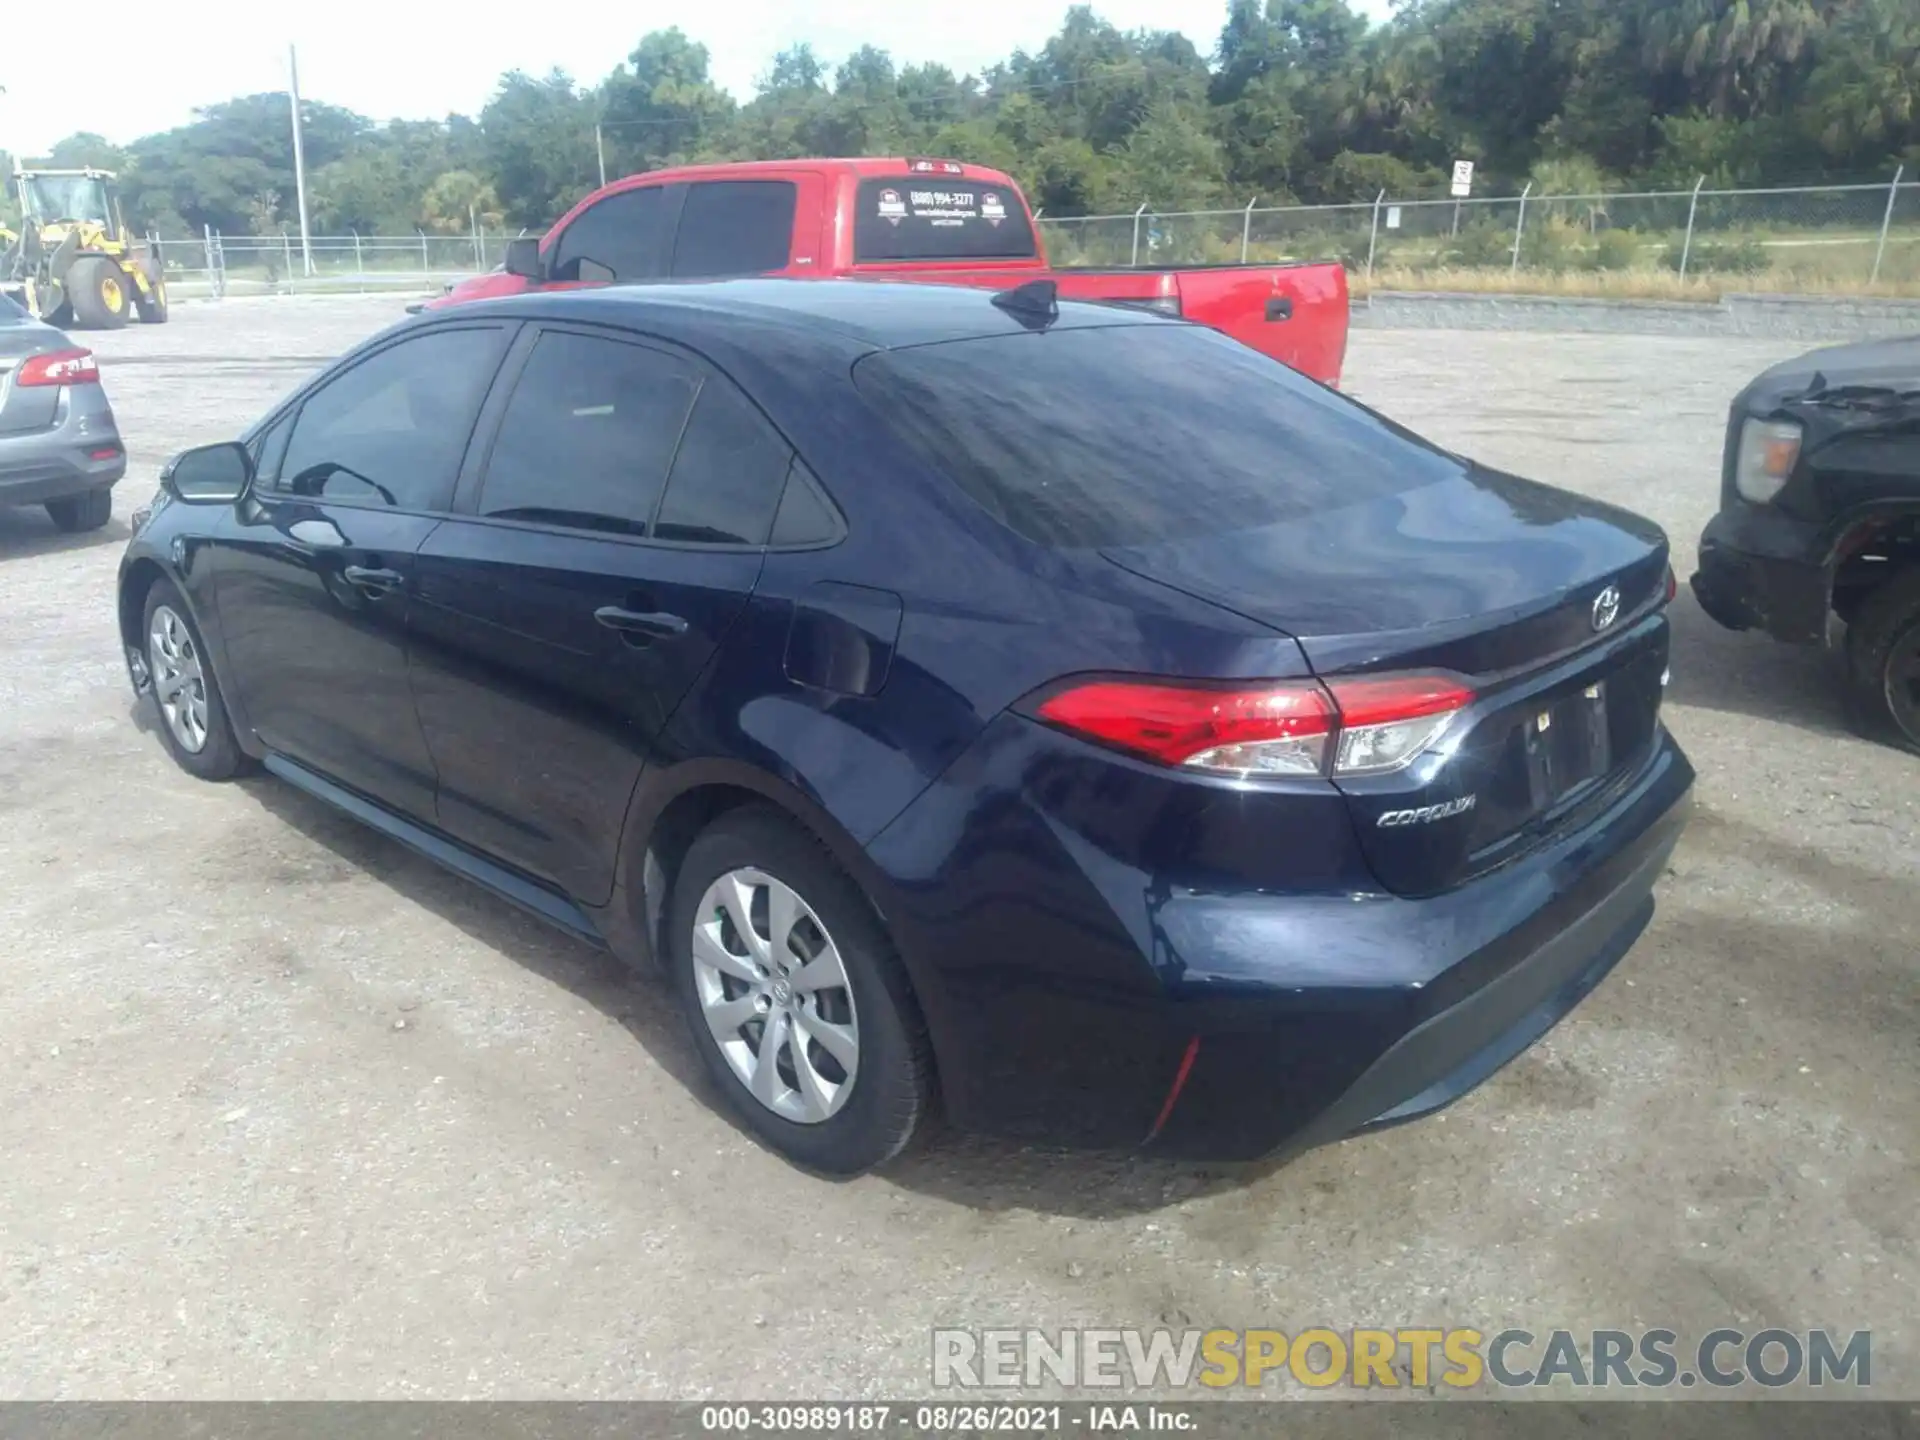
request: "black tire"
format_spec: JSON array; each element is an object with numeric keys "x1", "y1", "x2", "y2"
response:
[
  {"x1": 134, "y1": 272, "x2": 170, "y2": 324},
  {"x1": 44, "y1": 487, "x2": 111, "y2": 533},
  {"x1": 669, "y1": 806, "x2": 934, "y2": 1175},
  {"x1": 1844, "y1": 568, "x2": 1920, "y2": 755},
  {"x1": 66, "y1": 256, "x2": 134, "y2": 330},
  {"x1": 140, "y1": 579, "x2": 252, "y2": 781}
]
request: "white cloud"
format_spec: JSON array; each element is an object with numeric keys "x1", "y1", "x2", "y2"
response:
[{"x1": 0, "y1": 0, "x2": 1392, "y2": 154}]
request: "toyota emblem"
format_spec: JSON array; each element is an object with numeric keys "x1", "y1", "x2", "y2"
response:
[{"x1": 1591, "y1": 584, "x2": 1622, "y2": 632}]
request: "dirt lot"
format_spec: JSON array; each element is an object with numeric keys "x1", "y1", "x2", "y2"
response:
[{"x1": 1, "y1": 296, "x2": 1913, "y2": 1399}]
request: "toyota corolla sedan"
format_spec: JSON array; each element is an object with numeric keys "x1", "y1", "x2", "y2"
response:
[{"x1": 117, "y1": 280, "x2": 1692, "y2": 1175}]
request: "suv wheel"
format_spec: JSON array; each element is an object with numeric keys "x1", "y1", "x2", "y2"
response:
[
  {"x1": 1844, "y1": 569, "x2": 1920, "y2": 755},
  {"x1": 142, "y1": 580, "x2": 251, "y2": 780},
  {"x1": 670, "y1": 807, "x2": 934, "y2": 1175}
]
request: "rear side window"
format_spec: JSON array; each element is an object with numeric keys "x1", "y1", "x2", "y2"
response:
[
  {"x1": 551, "y1": 186, "x2": 669, "y2": 282},
  {"x1": 853, "y1": 325, "x2": 1463, "y2": 548},
  {"x1": 477, "y1": 331, "x2": 698, "y2": 537},
  {"x1": 769, "y1": 460, "x2": 842, "y2": 547},
  {"x1": 275, "y1": 327, "x2": 505, "y2": 510},
  {"x1": 853, "y1": 178, "x2": 1037, "y2": 263},
  {"x1": 653, "y1": 378, "x2": 792, "y2": 545},
  {"x1": 671, "y1": 181, "x2": 797, "y2": 279}
]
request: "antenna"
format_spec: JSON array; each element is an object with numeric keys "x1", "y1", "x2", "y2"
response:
[{"x1": 990, "y1": 278, "x2": 1059, "y2": 330}]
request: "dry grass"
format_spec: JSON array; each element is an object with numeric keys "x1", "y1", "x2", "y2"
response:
[{"x1": 1351, "y1": 264, "x2": 1920, "y2": 303}]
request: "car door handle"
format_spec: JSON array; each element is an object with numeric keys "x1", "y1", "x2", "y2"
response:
[
  {"x1": 342, "y1": 565, "x2": 405, "y2": 594},
  {"x1": 594, "y1": 606, "x2": 689, "y2": 641},
  {"x1": 1266, "y1": 296, "x2": 1294, "y2": 322}
]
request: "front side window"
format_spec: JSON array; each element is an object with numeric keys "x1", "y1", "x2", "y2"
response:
[
  {"x1": 274, "y1": 327, "x2": 505, "y2": 510},
  {"x1": 550, "y1": 186, "x2": 668, "y2": 282},
  {"x1": 476, "y1": 331, "x2": 700, "y2": 537}
]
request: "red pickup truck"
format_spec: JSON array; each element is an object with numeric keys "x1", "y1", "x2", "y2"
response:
[{"x1": 427, "y1": 157, "x2": 1350, "y2": 385}]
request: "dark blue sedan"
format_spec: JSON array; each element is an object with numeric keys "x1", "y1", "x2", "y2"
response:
[{"x1": 117, "y1": 280, "x2": 1693, "y2": 1174}]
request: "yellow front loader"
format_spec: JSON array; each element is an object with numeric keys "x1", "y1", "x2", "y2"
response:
[{"x1": 1, "y1": 166, "x2": 169, "y2": 329}]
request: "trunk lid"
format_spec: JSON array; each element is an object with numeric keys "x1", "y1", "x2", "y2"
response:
[{"x1": 1101, "y1": 466, "x2": 1672, "y2": 896}]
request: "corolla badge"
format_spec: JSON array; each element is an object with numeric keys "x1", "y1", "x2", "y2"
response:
[
  {"x1": 1377, "y1": 796, "x2": 1477, "y2": 828},
  {"x1": 1591, "y1": 584, "x2": 1622, "y2": 632}
]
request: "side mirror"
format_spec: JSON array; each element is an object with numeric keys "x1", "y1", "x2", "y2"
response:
[
  {"x1": 161, "y1": 441, "x2": 253, "y2": 504},
  {"x1": 504, "y1": 236, "x2": 544, "y2": 282}
]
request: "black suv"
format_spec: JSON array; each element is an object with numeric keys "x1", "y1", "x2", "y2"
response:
[{"x1": 1691, "y1": 334, "x2": 1920, "y2": 752}]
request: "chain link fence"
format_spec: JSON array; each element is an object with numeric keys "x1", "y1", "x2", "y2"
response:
[
  {"x1": 1038, "y1": 174, "x2": 1918, "y2": 296},
  {"x1": 158, "y1": 226, "x2": 526, "y2": 298},
  {"x1": 153, "y1": 175, "x2": 1918, "y2": 302}
]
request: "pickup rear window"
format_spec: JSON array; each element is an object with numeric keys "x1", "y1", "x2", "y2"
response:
[
  {"x1": 853, "y1": 324, "x2": 1459, "y2": 548},
  {"x1": 853, "y1": 178, "x2": 1038, "y2": 263}
]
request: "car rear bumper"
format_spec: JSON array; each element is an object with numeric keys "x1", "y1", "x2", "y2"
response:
[
  {"x1": 0, "y1": 449, "x2": 126, "y2": 506},
  {"x1": 1690, "y1": 503, "x2": 1827, "y2": 645},
  {"x1": 0, "y1": 390, "x2": 126, "y2": 506},
  {"x1": 867, "y1": 717, "x2": 1693, "y2": 1163}
]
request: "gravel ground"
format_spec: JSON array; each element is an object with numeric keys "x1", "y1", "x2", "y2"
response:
[{"x1": 0, "y1": 296, "x2": 1913, "y2": 1400}]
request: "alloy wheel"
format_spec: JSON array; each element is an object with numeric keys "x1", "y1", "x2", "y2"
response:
[
  {"x1": 148, "y1": 605, "x2": 210, "y2": 754},
  {"x1": 690, "y1": 867, "x2": 860, "y2": 1124}
]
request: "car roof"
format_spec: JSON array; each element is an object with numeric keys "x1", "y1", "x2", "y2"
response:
[{"x1": 444, "y1": 278, "x2": 1171, "y2": 353}]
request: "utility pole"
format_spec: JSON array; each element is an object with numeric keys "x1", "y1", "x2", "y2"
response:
[{"x1": 288, "y1": 45, "x2": 314, "y2": 277}]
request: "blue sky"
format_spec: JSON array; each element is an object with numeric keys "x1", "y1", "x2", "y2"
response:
[{"x1": 1, "y1": 0, "x2": 1395, "y2": 155}]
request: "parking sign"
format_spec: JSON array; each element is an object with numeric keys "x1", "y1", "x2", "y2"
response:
[{"x1": 1451, "y1": 160, "x2": 1475, "y2": 198}]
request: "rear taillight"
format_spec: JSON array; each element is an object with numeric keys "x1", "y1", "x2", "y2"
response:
[
  {"x1": 1664, "y1": 564, "x2": 1678, "y2": 604},
  {"x1": 1037, "y1": 680, "x2": 1334, "y2": 775},
  {"x1": 17, "y1": 348, "x2": 100, "y2": 387},
  {"x1": 1324, "y1": 673, "x2": 1477, "y2": 775},
  {"x1": 1034, "y1": 672, "x2": 1474, "y2": 779}
]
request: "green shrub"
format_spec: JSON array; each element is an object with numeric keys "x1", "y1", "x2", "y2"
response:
[
  {"x1": 1446, "y1": 221, "x2": 1517, "y2": 268},
  {"x1": 1588, "y1": 229, "x2": 1642, "y2": 271},
  {"x1": 1519, "y1": 217, "x2": 1585, "y2": 272},
  {"x1": 1661, "y1": 237, "x2": 1770, "y2": 274}
]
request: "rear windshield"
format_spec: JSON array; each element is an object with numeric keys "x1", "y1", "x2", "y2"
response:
[
  {"x1": 853, "y1": 324, "x2": 1463, "y2": 548},
  {"x1": 853, "y1": 178, "x2": 1038, "y2": 263}
]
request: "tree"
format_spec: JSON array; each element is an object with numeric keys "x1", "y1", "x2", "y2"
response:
[
  {"x1": 1802, "y1": 0, "x2": 1919, "y2": 171},
  {"x1": 20, "y1": 0, "x2": 1917, "y2": 245},
  {"x1": 1118, "y1": 100, "x2": 1231, "y2": 209},
  {"x1": 44, "y1": 134, "x2": 131, "y2": 171},
  {"x1": 481, "y1": 69, "x2": 597, "y2": 227},
  {"x1": 418, "y1": 171, "x2": 504, "y2": 233},
  {"x1": 598, "y1": 29, "x2": 737, "y2": 176}
]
